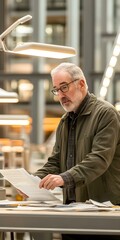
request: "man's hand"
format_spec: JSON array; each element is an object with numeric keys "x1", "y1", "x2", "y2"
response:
[
  {"x1": 39, "y1": 174, "x2": 64, "y2": 190},
  {"x1": 16, "y1": 189, "x2": 29, "y2": 200}
]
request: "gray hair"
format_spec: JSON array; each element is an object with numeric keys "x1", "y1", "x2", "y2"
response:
[{"x1": 51, "y1": 62, "x2": 88, "y2": 89}]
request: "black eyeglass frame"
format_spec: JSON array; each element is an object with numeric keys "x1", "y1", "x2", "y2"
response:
[{"x1": 51, "y1": 78, "x2": 80, "y2": 95}]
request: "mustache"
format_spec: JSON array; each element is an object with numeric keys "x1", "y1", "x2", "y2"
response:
[{"x1": 60, "y1": 97, "x2": 70, "y2": 104}]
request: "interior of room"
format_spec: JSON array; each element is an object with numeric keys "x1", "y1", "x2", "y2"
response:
[{"x1": 0, "y1": 1, "x2": 120, "y2": 239}]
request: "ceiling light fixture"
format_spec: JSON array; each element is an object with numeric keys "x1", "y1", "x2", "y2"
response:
[
  {"x1": 0, "y1": 15, "x2": 76, "y2": 59},
  {"x1": 0, "y1": 115, "x2": 31, "y2": 126},
  {"x1": 0, "y1": 88, "x2": 19, "y2": 103},
  {"x1": 99, "y1": 32, "x2": 120, "y2": 99}
]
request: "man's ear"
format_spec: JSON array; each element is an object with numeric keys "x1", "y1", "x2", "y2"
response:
[{"x1": 79, "y1": 79, "x2": 85, "y2": 88}]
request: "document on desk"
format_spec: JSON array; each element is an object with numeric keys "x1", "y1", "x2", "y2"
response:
[
  {"x1": 5, "y1": 202, "x2": 117, "y2": 212},
  {"x1": 0, "y1": 168, "x2": 59, "y2": 201}
]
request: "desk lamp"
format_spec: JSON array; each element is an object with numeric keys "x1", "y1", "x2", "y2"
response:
[{"x1": 0, "y1": 15, "x2": 76, "y2": 59}]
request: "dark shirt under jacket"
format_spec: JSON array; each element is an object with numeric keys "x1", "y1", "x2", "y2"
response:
[{"x1": 61, "y1": 92, "x2": 90, "y2": 203}]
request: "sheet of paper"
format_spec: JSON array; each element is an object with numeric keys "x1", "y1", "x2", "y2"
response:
[
  {"x1": 6, "y1": 203, "x2": 115, "y2": 212},
  {"x1": 0, "y1": 199, "x2": 119, "y2": 212},
  {"x1": 0, "y1": 199, "x2": 59, "y2": 208},
  {"x1": 0, "y1": 168, "x2": 59, "y2": 201},
  {"x1": 87, "y1": 199, "x2": 114, "y2": 207}
]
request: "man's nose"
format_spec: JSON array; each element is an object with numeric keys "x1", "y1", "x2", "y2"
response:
[{"x1": 57, "y1": 90, "x2": 65, "y2": 97}]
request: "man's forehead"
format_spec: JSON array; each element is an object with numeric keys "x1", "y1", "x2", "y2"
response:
[{"x1": 52, "y1": 72, "x2": 71, "y2": 85}]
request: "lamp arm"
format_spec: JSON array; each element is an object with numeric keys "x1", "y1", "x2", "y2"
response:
[
  {"x1": 0, "y1": 15, "x2": 32, "y2": 40},
  {"x1": 0, "y1": 38, "x2": 8, "y2": 51}
]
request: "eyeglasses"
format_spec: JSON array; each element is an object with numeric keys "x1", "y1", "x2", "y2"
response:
[{"x1": 51, "y1": 79, "x2": 79, "y2": 96}]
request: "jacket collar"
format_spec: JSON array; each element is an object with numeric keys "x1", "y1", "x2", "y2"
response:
[{"x1": 62, "y1": 92, "x2": 97, "y2": 121}]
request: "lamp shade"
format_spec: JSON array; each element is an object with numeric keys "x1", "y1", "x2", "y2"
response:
[{"x1": 13, "y1": 42, "x2": 76, "y2": 59}]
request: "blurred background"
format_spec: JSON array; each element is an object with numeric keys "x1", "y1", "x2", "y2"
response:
[
  {"x1": 0, "y1": 1, "x2": 120, "y2": 239},
  {"x1": 0, "y1": 0, "x2": 120, "y2": 193}
]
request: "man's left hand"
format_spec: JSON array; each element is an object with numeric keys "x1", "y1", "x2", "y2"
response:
[{"x1": 39, "y1": 174, "x2": 64, "y2": 190}]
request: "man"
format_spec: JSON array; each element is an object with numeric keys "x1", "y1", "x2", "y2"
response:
[{"x1": 35, "y1": 62, "x2": 120, "y2": 240}]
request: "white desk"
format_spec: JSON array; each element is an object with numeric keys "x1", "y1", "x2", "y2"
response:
[{"x1": 0, "y1": 209, "x2": 120, "y2": 235}]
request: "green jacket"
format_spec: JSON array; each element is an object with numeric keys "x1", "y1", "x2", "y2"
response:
[{"x1": 35, "y1": 93, "x2": 120, "y2": 204}]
